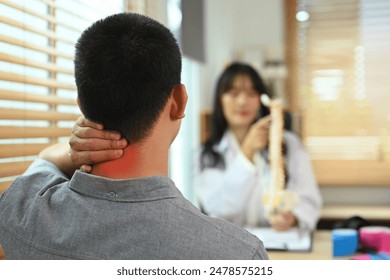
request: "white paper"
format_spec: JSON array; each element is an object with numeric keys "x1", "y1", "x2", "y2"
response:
[{"x1": 246, "y1": 227, "x2": 312, "y2": 251}]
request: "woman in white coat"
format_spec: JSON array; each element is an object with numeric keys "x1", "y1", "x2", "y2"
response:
[{"x1": 194, "y1": 62, "x2": 322, "y2": 231}]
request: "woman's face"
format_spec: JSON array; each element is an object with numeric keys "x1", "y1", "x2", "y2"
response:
[{"x1": 221, "y1": 74, "x2": 261, "y2": 130}]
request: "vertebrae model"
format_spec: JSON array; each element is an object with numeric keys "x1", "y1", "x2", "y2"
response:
[
  {"x1": 261, "y1": 95, "x2": 299, "y2": 219},
  {"x1": 269, "y1": 99, "x2": 285, "y2": 194}
]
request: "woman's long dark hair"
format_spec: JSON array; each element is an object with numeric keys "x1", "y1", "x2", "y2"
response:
[{"x1": 200, "y1": 62, "x2": 271, "y2": 170}]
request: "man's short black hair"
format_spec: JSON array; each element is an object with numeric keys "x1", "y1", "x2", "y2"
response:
[{"x1": 75, "y1": 13, "x2": 182, "y2": 142}]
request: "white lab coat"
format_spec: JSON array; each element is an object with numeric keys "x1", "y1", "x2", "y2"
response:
[{"x1": 193, "y1": 130, "x2": 323, "y2": 230}]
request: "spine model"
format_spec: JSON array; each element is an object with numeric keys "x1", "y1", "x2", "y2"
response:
[
  {"x1": 261, "y1": 95, "x2": 299, "y2": 218},
  {"x1": 269, "y1": 99, "x2": 285, "y2": 196}
]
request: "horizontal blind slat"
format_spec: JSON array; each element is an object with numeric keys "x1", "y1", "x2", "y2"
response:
[
  {"x1": 0, "y1": 53, "x2": 74, "y2": 75},
  {"x1": 0, "y1": 179, "x2": 13, "y2": 193},
  {"x1": 0, "y1": 71, "x2": 76, "y2": 90},
  {"x1": 41, "y1": 0, "x2": 91, "y2": 23},
  {"x1": 0, "y1": 108, "x2": 80, "y2": 121},
  {"x1": 0, "y1": 126, "x2": 72, "y2": 138},
  {"x1": 313, "y1": 160, "x2": 390, "y2": 185},
  {"x1": 0, "y1": 143, "x2": 51, "y2": 158},
  {"x1": 0, "y1": 89, "x2": 76, "y2": 105},
  {"x1": 0, "y1": 0, "x2": 83, "y2": 33},
  {"x1": 0, "y1": 160, "x2": 33, "y2": 177},
  {"x1": 0, "y1": 34, "x2": 73, "y2": 60},
  {"x1": 0, "y1": 15, "x2": 74, "y2": 45}
]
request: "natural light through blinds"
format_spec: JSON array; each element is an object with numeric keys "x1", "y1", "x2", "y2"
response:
[
  {"x1": 295, "y1": 0, "x2": 390, "y2": 185},
  {"x1": 0, "y1": 0, "x2": 124, "y2": 192}
]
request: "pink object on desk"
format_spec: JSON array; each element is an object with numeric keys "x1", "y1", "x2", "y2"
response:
[
  {"x1": 359, "y1": 226, "x2": 390, "y2": 252},
  {"x1": 352, "y1": 254, "x2": 372, "y2": 260},
  {"x1": 381, "y1": 231, "x2": 390, "y2": 253}
]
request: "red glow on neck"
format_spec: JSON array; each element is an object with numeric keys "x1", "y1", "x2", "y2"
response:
[{"x1": 92, "y1": 145, "x2": 143, "y2": 179}]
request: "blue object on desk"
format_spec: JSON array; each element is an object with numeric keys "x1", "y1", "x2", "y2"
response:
[
  {"x1": 369, "y1": 252, "x2": 390, "y2": 260},
  {"x1": 332, "y1": 229, "x2": 359, "y2": 257}
]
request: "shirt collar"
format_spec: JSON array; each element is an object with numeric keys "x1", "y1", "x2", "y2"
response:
[
  {"x1": 69, "y1": 171, "x2": 182, "y2": 202},
  {"x1": 215, "y1": 130, "x2": 240, "y2": 154},
  {"x1": 215, "y1": 131, "x2": 229, "y2": 152}
]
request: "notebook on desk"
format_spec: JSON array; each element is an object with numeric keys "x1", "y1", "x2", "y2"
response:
[{"x1": 246, "y1": 227, "x2": 313, "y2": 252}]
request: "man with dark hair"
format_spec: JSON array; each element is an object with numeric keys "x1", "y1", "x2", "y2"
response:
[{"x1": 0, "y1": 13, "x2": 268, "y2": 260}]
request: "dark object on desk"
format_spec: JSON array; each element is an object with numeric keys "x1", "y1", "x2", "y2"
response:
[
  {"x1": 333, "y1": 216, "x2": 373, "y2": 255},
  {"x1": 333, "y1": 215, "x2": 370, "y2": 231}
]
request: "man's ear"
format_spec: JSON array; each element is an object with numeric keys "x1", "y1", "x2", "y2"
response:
[{"x1": 170, "y1": 84, "x2": 188, "y2": 120}]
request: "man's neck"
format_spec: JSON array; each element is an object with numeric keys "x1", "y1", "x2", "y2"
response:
[{"x1": 91, "y1": 143, "x2": 169, "y2": 179}]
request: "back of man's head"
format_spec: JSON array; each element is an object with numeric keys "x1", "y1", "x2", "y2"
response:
[{"x1": 75, "y1": 13, "x2": 182, "y2": 143}]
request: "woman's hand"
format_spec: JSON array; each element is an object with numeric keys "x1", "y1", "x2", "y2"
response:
[
  {"x1": 240, "y1": 115, "x2": 271, "y2": 162},
  {"x1": 69, "y1": 116, "x2": 128, "y2": 172},
  {"x1": 269, "y1": 210, "x2": 297, "y2": 231}
]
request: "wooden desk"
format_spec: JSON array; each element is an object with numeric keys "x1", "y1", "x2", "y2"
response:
[{"x1": 269, "y1": 230, "x2": 344, "y2": 260}]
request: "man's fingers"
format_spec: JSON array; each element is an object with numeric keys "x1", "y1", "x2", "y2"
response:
[
  {"x1": 70, "y1": 137, "x2": 127, "y2": 151},
  {"x1": 70, "y1": 150, "x2": 124, "y2": 165},
  {"x1": 88, "y1": 150, "x2": 124, "y2": 164},
  {"x1": 75, "y1": 116, "x2": 103, "y2": 130},
  {"x1": 80, "y1": 164, "x2": 92, "y2": 173},
  {"x1": 73, "y1": 126, "x2": 122, "y2": 140}
]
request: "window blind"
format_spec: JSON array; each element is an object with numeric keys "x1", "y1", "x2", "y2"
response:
[
  {"x1": 286, "y1": 0, "x2": 390, "y2": 185},
  {"x1": 0, "y1": 0, "x2": 125, "y2": 193}
]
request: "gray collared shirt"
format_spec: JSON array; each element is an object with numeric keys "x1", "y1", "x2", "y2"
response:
[{"x1": 0, "y1": 159, "x2": 268, "y2": 260}]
